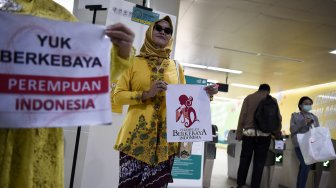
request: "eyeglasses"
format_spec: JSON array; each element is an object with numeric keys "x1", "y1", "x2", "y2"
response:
[{"x1": 154, "y1": 24, "x2": 173, "y2": 35}]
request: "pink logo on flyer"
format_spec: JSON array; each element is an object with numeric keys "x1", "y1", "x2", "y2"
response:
[{"x1": 175, "y1": 94, "x2": 199, "y2": 128}]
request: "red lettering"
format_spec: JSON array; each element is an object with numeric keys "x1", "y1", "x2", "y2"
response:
[
  {"x1": 44, "y1": 99, "x2": 54, "y2": 111},
  {"x1": 86, "y1": 99, "x2": 95, "y2": 109},
  {"x1": 74, "y1": 99, "x2": 81, "y2": 110},
  {"x1": 15, "y1": 98, "x2": 96, "y2": 111},
  {"x1": 55, "y1": 99, "x2": 65, "y2": 110},
  {"x1": 33, "y1": 99, "x2": 43, "y2": 110}
]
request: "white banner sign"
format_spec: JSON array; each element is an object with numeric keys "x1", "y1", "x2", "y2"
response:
[
  {"x1": 166, "y1": 85, "x2": 212, "y2": 142},
  {"x1": 0, "y1": 12, "x2": 112, "y2": 128}
]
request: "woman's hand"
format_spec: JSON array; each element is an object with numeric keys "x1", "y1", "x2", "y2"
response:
[
  {"x1": 204, "y1": 84, "x2": 219, "y2": 97},
  {"x1": 142, "y1": 81, "x2": 168, "y2": 101},
  {"x1": 105, "y1": 23, "x2": 134, "y2": 59},
  {"x1": 305, "y1": 117, "x2": 314, "y2": 126}
]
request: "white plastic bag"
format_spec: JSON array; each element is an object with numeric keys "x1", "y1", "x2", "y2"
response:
[{"x1": 297, "y1": 126, "x2": 336, "y2": 165}]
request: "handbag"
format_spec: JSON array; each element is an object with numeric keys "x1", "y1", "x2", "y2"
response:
[
  {"x1": 297, "y1": 125, "x2": 336, "y2": 165},
  {"x1": 174, "y1": 60, "x2": 193, "y2": 159}
]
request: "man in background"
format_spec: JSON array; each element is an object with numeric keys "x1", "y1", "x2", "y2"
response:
[{"x1": 236, "y1": 83, "x2": 282, "y2": 188}]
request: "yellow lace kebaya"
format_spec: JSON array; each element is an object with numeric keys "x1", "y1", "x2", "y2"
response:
[
  {"x1": 0, "y1": 1, "x2": 133, "y2": 187},
  {"x1": 113, "y1": 16, "x2": 186, "y2": 165}
]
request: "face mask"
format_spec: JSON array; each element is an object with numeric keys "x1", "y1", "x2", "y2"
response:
[{"x1": 302, "y1": 105, "x2": 312, "y2": 112}]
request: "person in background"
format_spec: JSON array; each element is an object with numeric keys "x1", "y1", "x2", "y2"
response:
[
  {"x1": 0, "y1": 0, "x2": 134, "y2": 187},
  {"x1": 113, "y1": 16, "x2": 218, "y2": 188},
  {"x1": 290, "y1": 96, "x2": 322, "y2": 188},
  {"x1": 236, "y1": 83, "x2": 282, "y2": 188}
]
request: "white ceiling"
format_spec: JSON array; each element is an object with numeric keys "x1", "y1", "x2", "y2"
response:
[{"x1": 175, "y1": 0, "x2": 336, "y2": 99}]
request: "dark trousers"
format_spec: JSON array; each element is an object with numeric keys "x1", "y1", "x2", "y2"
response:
[{"x1": 237, "y1": 136, "x2": 271, "y2": 188}]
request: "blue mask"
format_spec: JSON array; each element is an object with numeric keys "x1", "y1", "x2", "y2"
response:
[{"x1": 302, "y1": 105, "x2": 312, "y2": 112}]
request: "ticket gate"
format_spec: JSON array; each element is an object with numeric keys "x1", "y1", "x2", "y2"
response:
[
  {"x1": 226, "y1": 130, "x2": 332, "y2": 188},
  {"x1": 271, "y1": 136, "x2": 324, "y2": 188},
  {"x1": 203, "y1": 125, "x2": 219, "y2": 188}
]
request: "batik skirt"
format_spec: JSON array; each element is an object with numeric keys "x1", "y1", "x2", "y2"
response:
[{"x1": 118, "y1": 152, "x2": 175, "y2": 188}]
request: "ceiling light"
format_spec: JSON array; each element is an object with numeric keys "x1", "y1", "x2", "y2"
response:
[
  {"x1": 329, "y1": 50, "x2": 336, "y2": 54},
  {"x1": 317, "y1": 95, "x2": 336, "y2": 100},
  {"x1": 207, "y1": 66, "x2": 242, "y2": 74},
  {"x1": 231, "y1": 83, "x2": 258, "y2": 89},
  {"x1": 180, "y1": 63, "x2": 243, "y2": 74},
  {"x1": 278, "y1": 82, "x2": 336, "y2": 95},
  {"x1": 180, "y1": 63, "x2": 207, "y2": 69}
]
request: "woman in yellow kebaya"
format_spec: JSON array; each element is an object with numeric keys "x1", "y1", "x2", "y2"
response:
[
  {"x1": 113, "y1": 16, "x2": 218, "y2": 188},
  {"x1": 0, "y1": 0, "x2": 134, "y2": 187}
]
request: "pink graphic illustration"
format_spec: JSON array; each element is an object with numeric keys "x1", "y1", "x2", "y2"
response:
[{"x1": 176, "y1": 94, "x2": 199, "y2": 128}]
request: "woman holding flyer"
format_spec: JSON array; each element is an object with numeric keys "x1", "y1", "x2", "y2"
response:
[
  {"x1": 290, "y1": 96, "x2": 322, "y2": 188},
  {"x1": 0, "y1": 0, "x2": 134, "y2": 187},
  {"x1": 113, "y1": 16, "x2": 218, "y2": 188}
]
